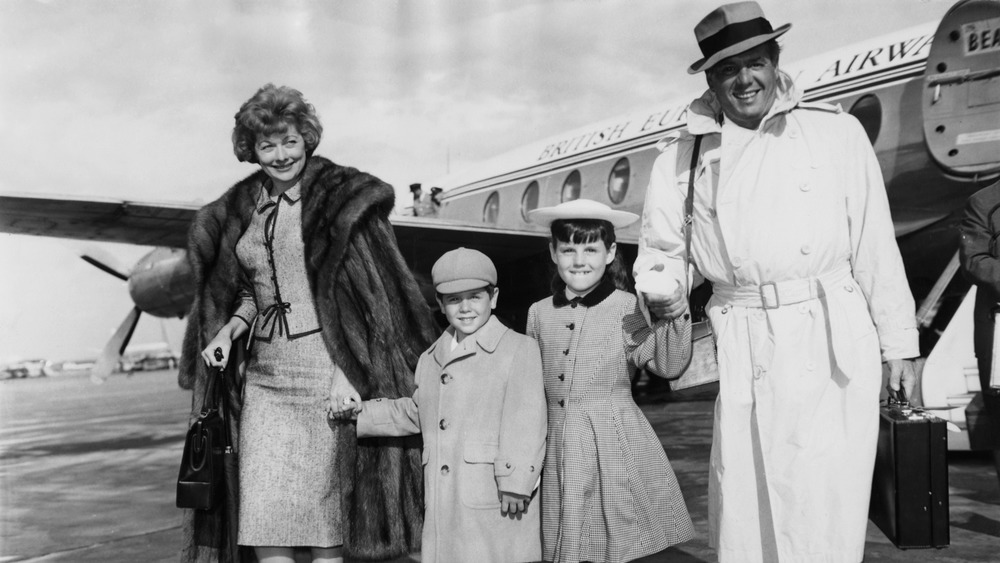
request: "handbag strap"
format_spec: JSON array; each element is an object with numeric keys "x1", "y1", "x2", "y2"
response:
[{"x1": 684, "y1": 135, "x2": 703, "y2": 295}]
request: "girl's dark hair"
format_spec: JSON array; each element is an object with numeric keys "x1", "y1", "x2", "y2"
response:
[{"x1": 549, "y1": 219, "x2": 630, "y2": 293}]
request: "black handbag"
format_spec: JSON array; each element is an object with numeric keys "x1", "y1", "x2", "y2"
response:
[{"x1": 177, "y1": 353, "x2": 233, "y2": 510}]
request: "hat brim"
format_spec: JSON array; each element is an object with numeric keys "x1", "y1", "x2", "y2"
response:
[
  {"x1": 688, "y1": 23, "x2": 791, "y2": 74},
  {"x1": 435, "y1": 279, "x2": 493, "y2": 295},
  {"x1": 528, "y1": 207, "x2": 638, "y2": 229}
]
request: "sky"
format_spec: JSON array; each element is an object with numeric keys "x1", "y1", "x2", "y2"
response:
[{"x1": 0, "y1": 0, "x2": 956, "y2": 364}]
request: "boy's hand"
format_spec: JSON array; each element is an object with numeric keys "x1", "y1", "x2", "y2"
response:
[{"x1": 499, "y1": 491, "x2": 530, "y2": 518}]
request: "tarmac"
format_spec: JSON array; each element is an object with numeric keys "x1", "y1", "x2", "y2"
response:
[{"x1": 1, "y1": 370, "x2": 998, "y2": 562}]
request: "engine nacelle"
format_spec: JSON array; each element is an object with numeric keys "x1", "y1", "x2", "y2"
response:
[{"x1": 127, "y1": 247, "x2": 195, "y2": 318}]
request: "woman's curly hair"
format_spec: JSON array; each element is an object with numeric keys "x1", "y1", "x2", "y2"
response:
[{"x1": 232, "y1": 84, "x2": 323, "y2": 163}]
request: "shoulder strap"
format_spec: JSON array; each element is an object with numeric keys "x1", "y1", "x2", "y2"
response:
[{"x1": 684, "y1": 135, "x2": 703, "y2": 294}]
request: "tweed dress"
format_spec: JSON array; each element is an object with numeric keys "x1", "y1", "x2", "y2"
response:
[
  {"x1": 232, "y1": 183, "x2": 342, "y2": 547},
  {"x1": 526, "y1": 280, "x2": 694, "y2": 563}
]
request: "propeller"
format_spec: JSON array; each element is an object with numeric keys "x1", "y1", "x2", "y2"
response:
[
  {"x1": 81, "y1": 250, "x2": 140, "y2": 383},
  {"x1": 90, "y1": 306, "x2": 142, "y2": 384}
]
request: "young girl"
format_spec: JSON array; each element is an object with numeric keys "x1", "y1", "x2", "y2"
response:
[{"x1": 526, "y1": 199, "x2": 695, "y2": 563}]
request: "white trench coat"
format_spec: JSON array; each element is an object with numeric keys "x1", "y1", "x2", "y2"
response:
[{"x1": 636, "y1": 74, "x2": 919, "y2": 563}]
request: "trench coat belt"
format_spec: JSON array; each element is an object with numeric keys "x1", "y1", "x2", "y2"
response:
[{"x1": 713, "y1": 265, "x2": 854, "y2": 309}]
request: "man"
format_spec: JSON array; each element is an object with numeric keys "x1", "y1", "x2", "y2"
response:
[
  {"x1": 958, "y1": 180, "x2": 1000, "y2": 488},
  {"x1": 634, "y1": 3, "x2": 919, "y2": 562}
]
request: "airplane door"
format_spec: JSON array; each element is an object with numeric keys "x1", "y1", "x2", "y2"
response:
[{"x1": 923, "y1": 0, "x2": 1000, "y2": 178}]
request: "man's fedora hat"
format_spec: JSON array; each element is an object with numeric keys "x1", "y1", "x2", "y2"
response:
[
  {"x1": 688, "y1": 1, "x2": 790, "y2": 74},
  {"x1": 528, "y1": 199, "x2": 638, "y2": 229}
]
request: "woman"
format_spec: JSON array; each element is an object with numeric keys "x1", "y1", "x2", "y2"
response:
[{"x1": 178, "y1": 84, "x2": 436, "y2": 563}]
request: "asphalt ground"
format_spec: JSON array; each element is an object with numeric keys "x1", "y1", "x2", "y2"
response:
[{"x1": 1, "y1": 371, "x2": 998, "y2": 562}]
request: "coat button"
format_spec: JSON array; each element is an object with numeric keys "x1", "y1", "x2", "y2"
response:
[
  {"x1": 798, "y1": 303, "x2": 809, "y2": 314},
  {"x1": 731, "y1": 256, "x2": 743, "y2": 269},
  {"x1": 505, "y1": 462, "x2": 512, "y2": 469},
  {"x1": 529, "y1": 465, "x2": 535, "y2": 472},
  {"x1": 799, "y1": 183, "x2": 811, "y2": 192},
  {"x1": 707, "y1": 208, "x2": 717, "y2": 218},
  {"x1": 439, "y1": 419, "x2": 448, "y2": 430},
  {"x1": 566, "y1": 323, "x2": 575, "y2": 330},
  {"x1": 753, "y1": 366, "x2": 764, "y2": 380},
  {"x1": 440, "y1": 373, "x2": 450, "y2": 384},
  {"x1": 558, "y1": 399, "x2": 565, "y2": 407},
  {"x1": 800, "y1": 244, "x2": 812, "y2": 255},
  {"x1": 563, "y1": 349, "x2": 569, "y2": 355},
  {"x1": 806, "y1": 360, "x2": 816, "y2": 371},
  {"x1": 571, "y1": 302, "x2": 578, "y2": 308},
  {"x1": 558, "y1": 374, "x2": 565, "y2": 381},
  {"x1": 441, "y1": 465, "x2": 449, "y2": 475},
  {"x1": 844, "y1": 285, "x2": 854, "y2": 293}
]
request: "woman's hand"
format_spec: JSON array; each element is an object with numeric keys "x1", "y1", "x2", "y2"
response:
[
  {"x1": 201, "y1": 332, "x2": 233, "y2": 369},
  {"x1": 328, "y1": 368, "x2": 362, "y2": 421}
]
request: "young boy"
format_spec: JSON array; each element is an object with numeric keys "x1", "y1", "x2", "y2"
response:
[{"x1": 340, "y1": 247, "x2": 546, "y2": 563}]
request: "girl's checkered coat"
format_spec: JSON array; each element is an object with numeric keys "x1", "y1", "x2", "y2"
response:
[{"x1": 527, "y1": 279, "x2": 695, "y2": 563}]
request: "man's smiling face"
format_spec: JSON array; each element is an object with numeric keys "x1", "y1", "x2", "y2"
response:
[{"x1": 706, "y1": 42, "x2": 779, "y2": 130}]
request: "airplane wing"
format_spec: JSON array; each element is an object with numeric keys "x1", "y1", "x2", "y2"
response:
[
  {"x1": 0, "y1": 193, "x2": 560, "y2": 267},
  {"x1": 0, "y1": 193, "x2": 199, "y2": 248}
]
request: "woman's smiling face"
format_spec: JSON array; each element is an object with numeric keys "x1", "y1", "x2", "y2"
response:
[{"x1": 255, "y1": 124, "x2": 306, "y2": 191}]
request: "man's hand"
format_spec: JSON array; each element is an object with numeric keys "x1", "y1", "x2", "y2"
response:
[
  {"x1": 886, "y1": 358, "x2": 917, "y2": 403},
  {"x1": 499, "y1": 491, "x2": 530, "y2": 519},
  {"x1": 644, "y1": 283, "x2": 688, "y2": 322}
]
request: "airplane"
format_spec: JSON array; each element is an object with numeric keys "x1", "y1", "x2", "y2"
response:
[{"x1": 1, "y1": 0, "x2": 998, "y2": 447}]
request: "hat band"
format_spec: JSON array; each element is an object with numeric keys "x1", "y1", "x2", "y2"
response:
[{"x1": 698, "y1": 17, "x2": 773, "y2": 59}]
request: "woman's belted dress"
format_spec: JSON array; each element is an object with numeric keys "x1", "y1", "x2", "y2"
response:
[{"x1": 233, "y1": 182, "x2": 342, "y2": 547}]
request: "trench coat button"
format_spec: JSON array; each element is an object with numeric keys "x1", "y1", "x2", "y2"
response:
[
  {"x1": 721, "y1": 306, "x2": 729, "y2": 315},
  {"x1": 800, "y1": 244, "x2": 813, "y2": 255},
  {"x1": 566, "y1": 323, "x2": 575, "y2": 330},
  {"x1": 731, "y1": 256, "x2": 743, "y2": 269},
  {"x1": 799, "y1": 182, "x2": 811, "y2": 192},
  {"x1": 558, "y1": 399, "x2": 565, "y2": 407},
  {"x1": 441, "y1": 465, "x2": 449, "y2": 475},
  {"x1": 558, "y1": 374, "x2": 565, "y2": 381},
  {"x1": 439, "y1": 419, "x2": 448, "y2": 430},
  {"x1": 707, "y1": 208, "x2": 717, "y2": 218},
  {"x1": 844, "y1": 285, "x2": 855, "y2": 293},
  {"x1": 806, "y1": 360, "x2": 816, "y2": 371},
  {"x1": 529, "y1": 465, "x2": 535, "y2": 472},
  {"x1": 753, "y1": 366, "x2": 764, "y2": 380},
  {"x1": 789, "y1": 128, "x2": 799, "y2": 139},
  {"x1": 798, "y1": 303, "x2": 809, "y2": 314},
  {"x1": 754, "y1": 309, "x2": 766, "y2": 320}
]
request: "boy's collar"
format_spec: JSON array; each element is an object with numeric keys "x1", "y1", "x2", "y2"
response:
[
  {"x1": 430, "y1": 316, "x2": 507, "y2": 366},
  {"x1": 553, "y1": 277, "x2": 616, "y2": 308}
]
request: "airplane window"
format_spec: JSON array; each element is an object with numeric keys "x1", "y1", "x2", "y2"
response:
[
  {"x1": 483, "y1": 191, "x2": 500, "y2": 224},
  {"x1": 848, "y1": 94, "x2": 882, "y2": 145},
  {"x1": 607, "y1": 158, "x2": 630, "y2": 204},
  {"x1": 561, "y1": 170, "x2": 581, "y2": 202},
  {"x1": 521, "y1": 181, "x2": 540, "y2": 221}
]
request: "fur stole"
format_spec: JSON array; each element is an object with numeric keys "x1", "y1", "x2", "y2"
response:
[{"x1": 178, "y1": 155, "x2": 437, "y2": 562}]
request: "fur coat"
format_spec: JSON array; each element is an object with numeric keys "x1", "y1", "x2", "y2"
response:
[{"x1": 178, "y1": 155, "x2": 438, "y2": 562}]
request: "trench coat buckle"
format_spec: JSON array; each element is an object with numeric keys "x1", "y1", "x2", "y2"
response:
[{"x1": 760, "y1": 282, "x2": 780, "y2": 309}]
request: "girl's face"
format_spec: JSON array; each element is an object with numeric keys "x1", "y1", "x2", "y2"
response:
[
  {"x1": 550, "y1": 239, "x2": 616, "y2": 296},
  {"x1": 255, "y1": 125, "x2": 306, "y2": 191}
]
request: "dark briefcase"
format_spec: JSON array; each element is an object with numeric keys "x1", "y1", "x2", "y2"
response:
[{"x1": 869, "y1": 403, "x2": 950, "y2": 549}]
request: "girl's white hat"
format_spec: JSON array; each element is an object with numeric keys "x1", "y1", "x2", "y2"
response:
[{"x1": 528, "y1": 199, "x2": 639, "y2": 229}]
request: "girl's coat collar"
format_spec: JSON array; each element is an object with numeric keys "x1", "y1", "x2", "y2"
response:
[{"x1": 552, "y1": 277, "x2": 616, "y2": 308}]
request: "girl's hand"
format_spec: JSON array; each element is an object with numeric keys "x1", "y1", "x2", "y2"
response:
[
  {"x1": 201, "y1": 332, "x2": 233, "y2": 369},
  {"x1": 499, "y1": 491, "x2": 529, "y2": 518},
  {"x1": 328, "y1": 368, "x2": 362, "y2": 420},
  {"x1": 644, "y1": 283, "x2": 688, "y2": 322}
]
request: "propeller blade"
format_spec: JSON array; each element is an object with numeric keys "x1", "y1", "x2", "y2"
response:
[
  {"x1": 90, "y1": 307, "x2": 142, "y2": 384},
  {"x1": 80, "y1": 249, "x2": 129, "y2": 281}
]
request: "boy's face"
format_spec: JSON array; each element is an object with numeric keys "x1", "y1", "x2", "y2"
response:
[{"x1": 437, "y1": 287, "x2": 499, "y2": 338}]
